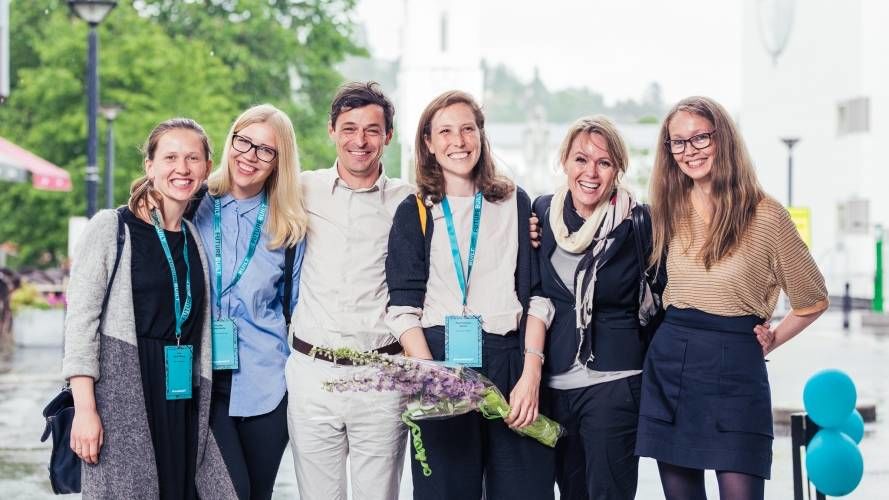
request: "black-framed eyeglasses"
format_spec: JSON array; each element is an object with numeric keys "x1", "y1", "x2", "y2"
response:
[
  {"x1": 665, "y1": 130, "x2": 716, "y2": 154},
  {"x1": 232, "y1": 134, "x2": 277, "y2": 163}
]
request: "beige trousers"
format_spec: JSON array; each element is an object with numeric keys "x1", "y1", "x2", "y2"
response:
[{"x1": 285, "y1": 352, "x2": 406, "y2": 500}]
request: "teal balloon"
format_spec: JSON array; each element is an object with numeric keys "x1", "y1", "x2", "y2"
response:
[
  {"x1": 806, "y1": 429, "x2": 863, "y2": 496},
  {"x1": 839, "y1": 409, "x2": 865, "y2": 444},
  {"x1": 803, "y1": 369, "x2": 857, "y2": 428}
]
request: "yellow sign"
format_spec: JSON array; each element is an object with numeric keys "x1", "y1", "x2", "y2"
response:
[{"x1": 788, "y1": 206, "x2": 811, "y2": 248}]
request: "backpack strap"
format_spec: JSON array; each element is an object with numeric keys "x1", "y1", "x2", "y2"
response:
[
  {"x1": 415, "y1": 194, "x2": 427, "y2": 235},
  {"x1": 283, "y1": 245, "x2": 297, "y2": 329}
]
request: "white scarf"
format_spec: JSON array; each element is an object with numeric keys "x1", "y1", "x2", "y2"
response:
[{"x1": 550, "y1": 185, "x2": 635, "y2": 363}]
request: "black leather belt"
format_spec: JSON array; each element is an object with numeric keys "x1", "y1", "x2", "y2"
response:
[{"x1": 291, "y1": 336, "x2": 403, "y2": 365}]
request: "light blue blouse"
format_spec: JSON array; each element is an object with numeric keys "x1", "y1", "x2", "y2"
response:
[{"x1": 193, "y1": 191, "x2": 305, "y2": 417}]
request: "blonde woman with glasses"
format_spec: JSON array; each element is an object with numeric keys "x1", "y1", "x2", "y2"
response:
[{"x1": 191, "y1": 104, "x2": 308, "y2": 500}]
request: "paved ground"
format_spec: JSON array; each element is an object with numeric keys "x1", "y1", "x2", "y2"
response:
[{"x1": 1, "y1": 311, "x2": 887, "y2": 498}]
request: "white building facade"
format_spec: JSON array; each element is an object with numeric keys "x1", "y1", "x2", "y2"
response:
[
  {"x1": 396, "y1": 0, "x2": 484, "y2": 181},
  {"x1": 741, "y1": 0, "x2": 889, "y2": 298}
]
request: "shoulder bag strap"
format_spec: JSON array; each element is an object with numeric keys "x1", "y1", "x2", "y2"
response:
[
  {"x1": 283, "y1": 244, "x2": 296, "y2": 328},
  {"x1": 102, "y1": 208, "x2": 127, "y2": 312}
]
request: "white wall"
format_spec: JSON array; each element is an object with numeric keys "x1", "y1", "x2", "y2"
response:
[
  {"x1": 741, "y1": 0, "x2": 888, "y2": 297},
  {"x1": 396, "y1": 0, "x2": 484, "y2": 181}
]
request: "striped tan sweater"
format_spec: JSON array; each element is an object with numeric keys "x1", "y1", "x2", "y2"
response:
[{"x1": 663, "y1": 196, "x2": 829, "y2": 319}]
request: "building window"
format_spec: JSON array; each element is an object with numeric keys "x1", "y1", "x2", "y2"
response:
[
  {"x1": 837, "y1": 198, "x2": 869, "y2": 235},
  {"x1": 837, "y1": 97, "x2": 870, "y2": 135}
]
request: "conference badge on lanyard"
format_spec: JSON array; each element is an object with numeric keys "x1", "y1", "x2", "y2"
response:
[
  {"x1": 151, "y1": 211, "x2": 194, "y2": 400},
  {"x1": 442, "y1": 193, "x2": 483, "y2": 368},
  {"x1": 211, "y1": 195, "x2": 267, "y2": 370},
  {"x1": 165, "y1": 345, "x2": 193, "y2": 400}
]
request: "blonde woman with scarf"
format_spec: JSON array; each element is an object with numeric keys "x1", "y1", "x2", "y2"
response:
[{"x1": 532, "y1": 115, "x2": 657, "y2": 500}]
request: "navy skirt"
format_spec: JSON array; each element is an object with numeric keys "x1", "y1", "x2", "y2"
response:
[{"x1": 635, "y1": 307, "x2": 773, "y2": 479}]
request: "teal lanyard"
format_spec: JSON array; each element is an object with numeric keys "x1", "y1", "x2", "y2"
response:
[
  {"x1": 212, "y1": 194, "x2": 267, "y2": 316},
  {"x1": 150, "y1": 210, "x2": 192, "y2": 344},
  {"x1": 441, "y1": 192, "x2": 483, "y2": 307}
]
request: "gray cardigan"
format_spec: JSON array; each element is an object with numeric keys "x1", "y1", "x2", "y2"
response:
[{"x1": 62, "y1": 209, "x2": 237, "y2": 499}]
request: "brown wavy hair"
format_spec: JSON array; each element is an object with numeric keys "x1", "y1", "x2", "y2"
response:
[
  {"x1": 415, "y1": 90, "x2": 513, "y2": 204},
  {"x1": 129, "y1": 118, "x2": 212, "y2": 221},
  {"x1": 649, "y1": 96, "x2": 765, "y2": 270}
]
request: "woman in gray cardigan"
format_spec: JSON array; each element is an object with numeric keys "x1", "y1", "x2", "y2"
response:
[{"x1": 62, "y1": 118, "x2": 236, "y2": 499}]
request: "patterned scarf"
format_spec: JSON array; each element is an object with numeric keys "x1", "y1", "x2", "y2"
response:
[{"x1": 549, "y1": 185, "x2": 635, "y2": 363}]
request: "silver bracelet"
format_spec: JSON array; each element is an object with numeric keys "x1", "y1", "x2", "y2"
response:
[{"x1": 524, "y1": 348, "x2": 545, "y2": 364}]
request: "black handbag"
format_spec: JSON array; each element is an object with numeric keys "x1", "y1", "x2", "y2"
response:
[
  {"x1": 40, "y1": 208, "x2": 126, "y2": 494},
  {"x1": 40, "y1": 386, "x2": 80, "y2": 494}
]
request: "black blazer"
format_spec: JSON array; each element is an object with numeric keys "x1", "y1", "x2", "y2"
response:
[{"x1": 533, "y1": 194, "x2": 652, "y2": 375}]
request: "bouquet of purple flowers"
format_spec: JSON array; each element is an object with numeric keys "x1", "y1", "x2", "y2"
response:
[{"x1": 313, "y1": 346, "x2": 563, "y2": 476}]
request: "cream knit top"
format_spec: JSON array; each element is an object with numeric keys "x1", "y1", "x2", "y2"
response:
[{"x1": 663, "y1": 196, "x2": 829, "y2": 318}]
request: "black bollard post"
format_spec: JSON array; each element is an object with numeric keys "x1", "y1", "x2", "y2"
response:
[{"x1": 843, "y1": 282, "x2": 852, "y2": 330}]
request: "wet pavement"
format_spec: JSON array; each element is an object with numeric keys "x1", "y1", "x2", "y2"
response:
[{"x1": 1, "y1": 311, "x2": 887, "y2": 499}]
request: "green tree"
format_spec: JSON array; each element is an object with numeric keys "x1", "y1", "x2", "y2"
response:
[
  {"x1": 135, "y1": 0, "x2": 366, "y2": 169},
  {"x1": 1, "y1": 0, "x2": 364, "y2": 267}
]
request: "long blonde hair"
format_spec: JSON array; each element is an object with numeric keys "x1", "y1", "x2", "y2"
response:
[
  {"x1": 208, "y1": 104, "x2": 308, "y2": 248},
  {"x1": 649, "y1": 96, "x2": 764, "y2": 270},
  {"x1": 129, "y1": 118, "x2": 212, "y2": 220}
]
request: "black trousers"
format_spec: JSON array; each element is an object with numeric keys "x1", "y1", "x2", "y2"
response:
[
  {"x1": 410, "y1": 326, "x2": 555, "y2": 500},
  {"x1": 552, "y1": 375, "x2": 642, "y2": 500},
  {"x1": 209, "y1": 392, "x2": 289, "y2": 500}
]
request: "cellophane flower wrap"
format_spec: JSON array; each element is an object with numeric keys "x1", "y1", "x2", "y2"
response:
[{"x1": 313, "y1": 346, "x2": 563, "y2": 476}]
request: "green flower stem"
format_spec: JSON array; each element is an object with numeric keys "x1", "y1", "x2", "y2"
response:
[
  {"x1": 477, "y1": 387, "x2": 563, "y2": 448},
  {"x1": 401, "y1": 412, "x2": 432, "y2": 477}
]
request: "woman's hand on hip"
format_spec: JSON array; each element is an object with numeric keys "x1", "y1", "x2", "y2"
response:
[{"x1": 754, "y1": 322, "x2": 775, "y2": 355}]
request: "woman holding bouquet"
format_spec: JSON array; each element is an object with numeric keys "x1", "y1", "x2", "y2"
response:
[
  {"x1": 385, "y1": 90, "x2": 556, "y2": 499},
  {"x1": 636, "y1": 96, "x2": 828, "y2": 500},
  {"x1": 532, "y1": 116, "x2": 656, "y2": 500}
]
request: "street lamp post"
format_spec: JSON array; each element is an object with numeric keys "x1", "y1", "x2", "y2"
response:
[
  {"x1": 68, "y1": 0, "x2": 117, "y2": 218},
  {"x1": 781, "y1": 137, "x2": 800, "y2": 207},
  {"x1": 99, "y1": 104, "x2": 122, "y2": 208}
]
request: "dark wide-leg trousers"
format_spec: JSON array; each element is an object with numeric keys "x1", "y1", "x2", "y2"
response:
[
  {"x1": 552, "y1": 375, "x2": 642, "y2": 500},
  {"x1": 410, "y1": 326, "x2": 555, "y2": 500}
]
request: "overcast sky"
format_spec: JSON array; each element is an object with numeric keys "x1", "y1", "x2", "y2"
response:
[{"x1": 354, "y1": 0, "x2": 744, "y2": 111}]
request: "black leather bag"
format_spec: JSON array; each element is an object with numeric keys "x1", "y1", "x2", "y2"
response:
[
  {"x1": 40, "y1": 208, "x2": 126, "y2": 494},
  {"x1": 631, "y1": 206, "x2": 666, "y2": 344},
  {"x1": 40, "y1": 387, "x2": 80, "y2": 494}
]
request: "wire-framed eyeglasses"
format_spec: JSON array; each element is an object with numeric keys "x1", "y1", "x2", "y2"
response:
[{"x1": 665, "y1": 130, "x2": 716, "y2": 154}]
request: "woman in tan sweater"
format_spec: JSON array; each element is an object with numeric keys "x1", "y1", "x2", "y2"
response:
[{"x1": 635, "y1": 96, "x2": 828, "y2": 500}]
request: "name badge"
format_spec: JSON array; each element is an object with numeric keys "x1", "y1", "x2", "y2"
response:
[
  {"x1": 165, "y1": 345, "x2": 193, "y2": 400},
  {"x1": 445, "y1": 315, "x2": 482, "y2": 367},
  {"x1": 211, "y1": 319, "x2": 239, "y2": 370}
]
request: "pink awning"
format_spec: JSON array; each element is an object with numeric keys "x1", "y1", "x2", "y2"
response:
[{"x1": 0, "y1": 136, "x2": 72, "y2": 191}]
